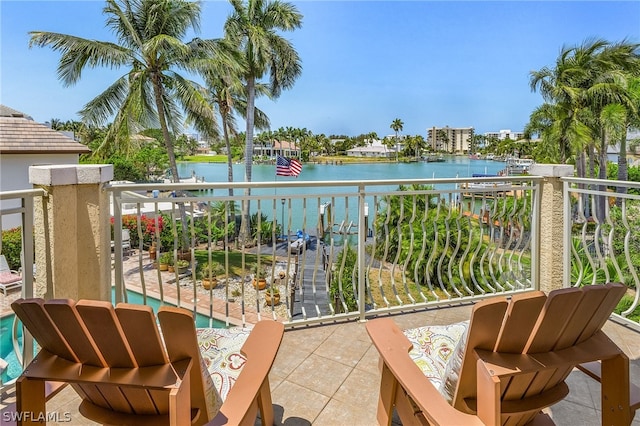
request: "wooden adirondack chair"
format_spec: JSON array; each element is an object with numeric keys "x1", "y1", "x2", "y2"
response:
[
  {"x1": 367, "y1": 282, "x2": 640, "y2": 425},
  {"x1": 11, "y1": 298, "x2": 284, "y2": 426}
]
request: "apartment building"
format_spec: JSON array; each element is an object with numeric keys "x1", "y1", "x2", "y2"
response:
[{"x1": 426, "y1": 126, "x2": 474, "y2": 154}]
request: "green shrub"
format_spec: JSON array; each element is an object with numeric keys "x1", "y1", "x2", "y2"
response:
[
  {"x1": 1, "y1": 227, "x2": 23, "y2": 270},
  {"x1": 330, "y1": 245, "x2": 358, "y2": 313}
]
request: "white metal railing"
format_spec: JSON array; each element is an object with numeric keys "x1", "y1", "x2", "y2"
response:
[
  {"x1": 563, "y1": 177, "x2": 640, "y2": 330},
  {"x1": 0, "y1": 188, "x2": 43, "y2": 392},
  {"x1": 108, "y1": 176, "x2": 542, "y2": 328}
]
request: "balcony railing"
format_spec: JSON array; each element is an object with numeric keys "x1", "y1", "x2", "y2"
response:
[
  {"x1": 0, "y1": 188, "x2": 43, "y2": 389},
  {"x1": 563, "y1": 177, "x2": 640, "y2": 330},
  {"x1": 3, "y1": 172, "x2": 639, "y2": 397},
  {"x1": 108, "y1": 176, "x2": 542, "y2": 327}
]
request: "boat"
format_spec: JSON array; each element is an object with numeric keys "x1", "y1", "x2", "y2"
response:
[
  {"x1": 424, "y1": 155, "x2": 445, "y2": 162},
  {"x1": 502, "y1": 158, "x2": 534, "y2": 175},
  {"x1": 461, "y1": 174, "x2": 513, "y2": 198}
]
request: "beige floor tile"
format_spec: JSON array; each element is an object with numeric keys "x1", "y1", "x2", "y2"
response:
[
  {"x1": 271, "y1": 341, "x2": 312, "y2": 378},
  {"x1": 331, "y1": 368, "x2": 379, "y2": 409},
  {"x1": 284, "y1": 324, "x2": 335, "y2": 353},
  {"x1": 271, "y1": 380, "x2": 329, "y2": 425},
  {"x1": 312, "y1": 397, "x2": 377, "y2": 426},
  {"x1": 313, "y1": 332, "x2": 371, "y2": 367},
  {"x1": 355, "y1": 345, "x2": 381, "y2": 374},
  {"x1": 330, "y1": 320, "x2": 371, "y2": 343},
  {"x1": 286, "y1": 353, "x2": 352, "y2": 397}
]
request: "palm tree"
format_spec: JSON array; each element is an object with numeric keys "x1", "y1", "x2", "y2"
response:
[
  {"x1": 390, "y1": 118, "x2": 403, "y2": 162},
  {"x1": 30, "y1": 0, "x2": 221, "y2": 250},
  {"x1": 29, "y1": 0, "x2": 217, "y2": 182},
  {"x1": 224, "y1": 0, "x2": 302, "y2": 241}
]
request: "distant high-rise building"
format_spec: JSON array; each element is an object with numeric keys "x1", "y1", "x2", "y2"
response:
[
  {"x1": 484, "y1": 129, "x2": 524, "y2": 141},
  {"x1": 427, "y1": 126, "x2": 474, "y2": 154}
]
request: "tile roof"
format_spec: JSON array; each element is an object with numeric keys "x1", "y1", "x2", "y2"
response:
[{"x1": 0, "y1": 105, "x2": 91, "y2": 154}]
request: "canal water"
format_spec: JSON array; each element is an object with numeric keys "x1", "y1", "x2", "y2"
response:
[
  {"x1": 178, "y1": 156, "x2": 506, "y2": 184},
  {"x1": 177, "y1": 157, "x2": 507, "y2": 235}
]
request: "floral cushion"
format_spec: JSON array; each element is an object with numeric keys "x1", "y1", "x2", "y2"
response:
[
  {"x1": 403, "y1": 321, "x2": 468, "y2": 395},
  {"x1": 196, "y1": 327, "x2": 253, "y2": 418},
  {"x1": 439, "y1": 324, "x2": 468, "y2": 403}
]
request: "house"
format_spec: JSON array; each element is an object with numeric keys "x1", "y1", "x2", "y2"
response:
[
  {"x1": 0, "y1": 105, "x2": 90, "y2": 229},
  {"x1": 253, "y1": 140, "x2": 300, "y2": 159},
  {"x1": 346, "y1": 140, "x2": 393, "y2": 158}
]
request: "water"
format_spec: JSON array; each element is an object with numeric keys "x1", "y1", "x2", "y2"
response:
[
  {"x1": 177, "y1": 157, "x2": 507, "y2": 233},
  {"x1": 178, "y1": 156, "x2": 506, "y2": 184}
]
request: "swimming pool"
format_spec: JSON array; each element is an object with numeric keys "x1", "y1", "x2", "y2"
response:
[{"x1": 0, "y1": 290, "x2": 227, "y2": 384}]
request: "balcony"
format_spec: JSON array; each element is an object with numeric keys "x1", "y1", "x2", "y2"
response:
[{"x1": 1, "y1": 163, "x2": 639, "y2": 424}]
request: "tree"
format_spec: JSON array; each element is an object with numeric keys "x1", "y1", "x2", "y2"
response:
[
  {"x1": 390, "y1": 118, "x2": 404, "y2": 162},
  {"x1": 29, "y1": 0, "x2": 217, "y2": 183},
  {"x1": 198, "y1": 50, "x2": 270, "y2": 234},
  {"x1": 224, "y1": 0, "x2": 302, "y2": 242}
]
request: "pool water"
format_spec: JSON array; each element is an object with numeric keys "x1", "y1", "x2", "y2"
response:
[{"x1": 0, "y1": 290, "x2": 227, "y2": 384}]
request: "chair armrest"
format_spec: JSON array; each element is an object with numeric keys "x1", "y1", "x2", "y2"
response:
[
  {"x1": 366, "y1": 318, "x2": 484, "y2": 426},
  {"x1": 211, "y1": 320, "x2": 284, "y2": 426}
]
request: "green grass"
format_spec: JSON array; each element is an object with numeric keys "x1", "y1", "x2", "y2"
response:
[
  {"x1": 182, "y1": 155, "x2": 229, "y2": 163},
  {"x1": 194, "y1": 249, "x2": 273, "y2": 276}
]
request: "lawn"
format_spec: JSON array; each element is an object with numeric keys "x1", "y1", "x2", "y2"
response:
[{"x1": 194, "y1": 249, "x2": 273, "y2": 276}]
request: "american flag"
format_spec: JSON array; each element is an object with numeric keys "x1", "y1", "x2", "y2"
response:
[{"x1": 276, "y1": 155, "x2": 302, "y2": 177}]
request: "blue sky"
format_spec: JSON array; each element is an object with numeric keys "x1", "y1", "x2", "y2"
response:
[{"x1": 1, "y1": 1, "x2": 639, "y2": 138}]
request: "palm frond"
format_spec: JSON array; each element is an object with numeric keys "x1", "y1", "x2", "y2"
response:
[{"x1": 29, "y1": 32, "x2": 131, "y2": 86}]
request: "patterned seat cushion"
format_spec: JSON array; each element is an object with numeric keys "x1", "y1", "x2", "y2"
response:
[
  {"x1": 196, "y1": 327, "x2": 252, "y2": 418},
  {"x1": 403, "y1": 321, "x2": 468, "y2": 397}
]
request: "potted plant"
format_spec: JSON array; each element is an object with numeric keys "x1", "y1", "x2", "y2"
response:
[
  {"x1": 200, "y1": 261, "x2": 224, "y2": 290},
  {"x1": 264, "y1": 285, "x2": 280, "y2": 305},
  {"x1": 175, "y1": 259, "x2": 189, "y2": 274},
  {"x1": 158, "y1": 252, "x2": 171, "y2": 271},
  {"x1": 252, "y1": 264, "x2": 267, "y2": 290}
]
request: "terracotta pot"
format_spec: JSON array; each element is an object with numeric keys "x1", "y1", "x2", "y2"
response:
[
  {"x1": 202, "y1": 278, "x2": 218, "y2": 290},
  {"x1": 149, "y1": 244, "x2": 157, "y2": 260},
  {"x1": 168, "y1": 265, "x2": 175, "y2": 273},
  {"x1": 178, "y1": 251, "x2": 191, "y2": 262},
  {"x1": 265, "y1": 291, "x2": 280, "y2": 305},
  {"x1": 253, "y1": 278, "x2": 267, "y2": 290}
]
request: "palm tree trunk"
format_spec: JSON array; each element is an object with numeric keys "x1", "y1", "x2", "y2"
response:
[
  {"x1": 221, "y1": 112, "x2": 237, "y2": 234},
  {"x1": 616, "y1": 132, "x2": 628, "y2": 205},
  {"x1": 595, "y1": 131, "x2": 608, "y2": 223},
  {"x1": 152, "y1": 76, "x2": 189, "y2": 250},
  {"x1": 240, "y1": 76, "x2": 256, "y2": 244}
]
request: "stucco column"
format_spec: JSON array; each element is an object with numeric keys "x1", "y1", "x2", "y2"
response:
[
  {"x1": 29, "y1": 164, "x2": 113, "y2": 301},
  {"x1": 529, "y1": 164, "x2": 574, "y2": 294}
]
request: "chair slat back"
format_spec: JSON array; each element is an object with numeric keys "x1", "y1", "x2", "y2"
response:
[
  {"x1": 10, "y1": 298, "x2": 78, "y2": 362},
  {"x1": 452, "y1": 283, "x2": 627, "y2": 421},
  {"x1": 494, "y1": 291, "x2": 547, "y2": 353},
  {"x1": 453, "y1": 296, "x2": 508, "y2": 408},
  {"x1": 43, "y1": 300, "x2": 106, "y2": 367},
  {"x1": 115, "y1": 303, "x2": 169, "y2": 366},
  {"x1": 158, "y1": 306, "x2": 210, "y2": 421},
  {"x1": 12, "y1": 298, "x2": 203, "y2": 419},
  {"x1": 75, "y1": 300, "x2": 137, "y2": 368}
]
